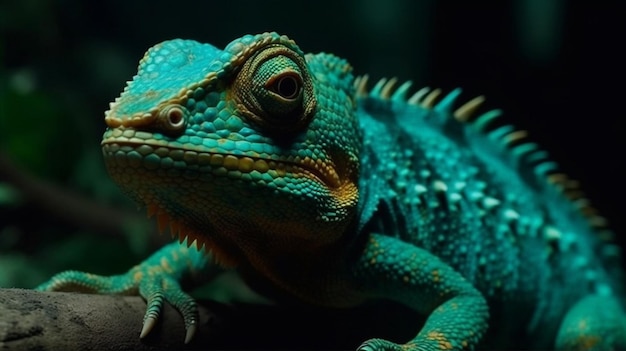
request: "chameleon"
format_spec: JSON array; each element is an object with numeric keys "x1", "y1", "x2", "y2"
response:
[{"x1": 37, "y1": 32, "x2": 626, "y2": 350}]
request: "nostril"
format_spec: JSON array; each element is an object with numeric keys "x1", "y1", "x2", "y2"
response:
[{"x1": 157, "y1": 104, "x2": 187, "y2": 134}]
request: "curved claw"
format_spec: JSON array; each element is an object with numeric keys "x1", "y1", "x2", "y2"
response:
[
  {"x1": 140, "y1": 316, "x2": 158, "y2": 339},
  {"x1": 138, "y1": 275, "x2": 199, "y2": 343},
  {"x1": 140, "y1": 297, "x2": 197, "y2": 343},
  {"x1": 185, "y1": 323, "x2": 197, "y2": 344}
]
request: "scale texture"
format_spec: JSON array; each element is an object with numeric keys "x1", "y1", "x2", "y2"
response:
[{"x1": 38, "y1": 32, "x2": 626, "y2": 350}]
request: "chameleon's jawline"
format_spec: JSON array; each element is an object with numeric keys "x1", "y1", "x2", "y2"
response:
[{"x1": 101, "y1": 139, "x2": 341, "y2": 188}]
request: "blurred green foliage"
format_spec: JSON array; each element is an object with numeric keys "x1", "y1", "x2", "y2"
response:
[
  {"x1": 1, "y1": 84, "x2": 74, "y2": 176},
  {"x1": 0, "y1": 0, "x2": 147, "y2": 285}
]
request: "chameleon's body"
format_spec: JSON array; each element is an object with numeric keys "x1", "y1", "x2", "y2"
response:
[{"x1": 38, "y1": 32, "x2": 626, "y2": 350}]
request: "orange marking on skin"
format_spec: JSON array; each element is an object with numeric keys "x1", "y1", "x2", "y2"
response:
[
  {"x1": 426, "y1": 331, "x2": 440, "y2": 340},
  {"x1": 432, "y1": 269, "x2": 440, "y2": 282},
  {"x1": 133, "y1": 271, "x2": 143, "y2": 281},
  {"x1": 160, "y1": 257, "x2": 173, "y2": 273},
  {"x1": 370, "y1": 237, "x2": 381, "y2": 248},
  {"x1": 575, "y1": 335, "x2": 600, "y2": 349},
  {"x1": 440, "y1": 341, "x2": 453, "y2": 350},
  {"x1": 276, "y1": 168, "x2": 287, "y2": 177},
  {"x1": 401, "y1": 342, "x2": 418, "y2": 351},
  {"x1": 426, "y1": 331, "x2": 453, "y2": 350}
]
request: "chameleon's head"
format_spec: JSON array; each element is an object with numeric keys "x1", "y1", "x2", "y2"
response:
[{"x1": 102, "y1": 33, "x2": 360, "y2": 265}]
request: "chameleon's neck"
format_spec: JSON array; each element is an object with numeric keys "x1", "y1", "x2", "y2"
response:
[{"x1": 236, "y1": 225, "x2": 366, "y2": 307}]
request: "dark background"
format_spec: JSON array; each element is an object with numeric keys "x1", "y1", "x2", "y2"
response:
[{"x1": 0, "y1": 0, "x2": 623, "y2": 316}]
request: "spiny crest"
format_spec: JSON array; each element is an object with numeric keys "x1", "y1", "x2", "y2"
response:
[
  {"x1": 354, "y1": 75, "x2": 609, "y2": 231},
  {"x1": 146, "y1": 204, "x2": 236, "y2": 267}
]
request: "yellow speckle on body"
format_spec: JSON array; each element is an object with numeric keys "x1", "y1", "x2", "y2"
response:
[
  {"x1": 401, "y1": 341, "x2": 417, "y2": 351},
  {"x1": 440, "y1": 341, "x2": 453, "y2": 350},
  {"x1": 370, "y1": 237, "x2": 379, "y2": 247},
  {"x1": 160, "y1": 257, "x2": 173, "y2": 273},
  {"x1": 426, "y1": 331, "x2": 453, "y2": 350},
  {"x1": 574, "y1": 335, "x2": 600, "y2": 349},
  {"x1": 432, "y1": 269, "x2": 440, "y2": 282},
  {"x1": 133, "y1": 271, "x2": 143, "y2": 281}
]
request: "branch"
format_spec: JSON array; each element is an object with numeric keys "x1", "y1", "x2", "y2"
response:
[
  {"x1": 0, "y1": 288, "x2": 417, "y2": 350},
  {"x1": 0, "y1": 288, "x2": 218, "y2": 350}
]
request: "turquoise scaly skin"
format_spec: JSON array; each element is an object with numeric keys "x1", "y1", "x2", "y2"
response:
[{"x1": 37, "y1": 32, "x2": 626, "y2": 350}]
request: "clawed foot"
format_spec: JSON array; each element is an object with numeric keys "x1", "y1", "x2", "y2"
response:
[
  {"x1": 37, "y1": 259, "x2": 200, "y2": 343},
  {"x1": 137, "y1": 273, "x2": 198, "y2": 343}
]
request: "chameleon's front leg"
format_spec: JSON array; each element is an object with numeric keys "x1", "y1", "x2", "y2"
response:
[
  {"x1": 350, "y1": 234, "x2": 489, "y2": 351},
  {"x1": 36, "y1": 241, "x2": 218, "y2": 343}
]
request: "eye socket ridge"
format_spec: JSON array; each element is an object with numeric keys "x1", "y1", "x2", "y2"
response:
[
  {"x1": 265, "y1": 70, "x2": 303, "y2": 101},
  {"x1": 232, "y1": 44, "x2": 317, "y2": 134}
]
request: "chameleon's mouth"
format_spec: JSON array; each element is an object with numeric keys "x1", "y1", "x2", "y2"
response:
[
  {"x1": 101, "y1": 138, "x2": 346, "y2": 268},
  {"x1": 101, "y1": 138, "x2": 342, "y2": 189}
]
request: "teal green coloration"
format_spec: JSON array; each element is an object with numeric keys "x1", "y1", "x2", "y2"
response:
[
  {"x1": 111, "y1": 39, "x2": 221, "y2": 118},
  {"x1": 38, "y1": 32, "x2": 626, "y2": 350},
  {"x1": 37, "y1": 241, "x2": 213, "y2": 343}
]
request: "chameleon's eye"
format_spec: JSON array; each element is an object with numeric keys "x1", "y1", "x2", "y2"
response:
[
  {"x1": 254, "y1": 57, "x2": 304, "y2": 118},
  {"x1": 267, "y1": 72, "x2": 302, "y2": 100},
  {"x1": 232, "y1": 44, "x2": 316, "y2": 134}
]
